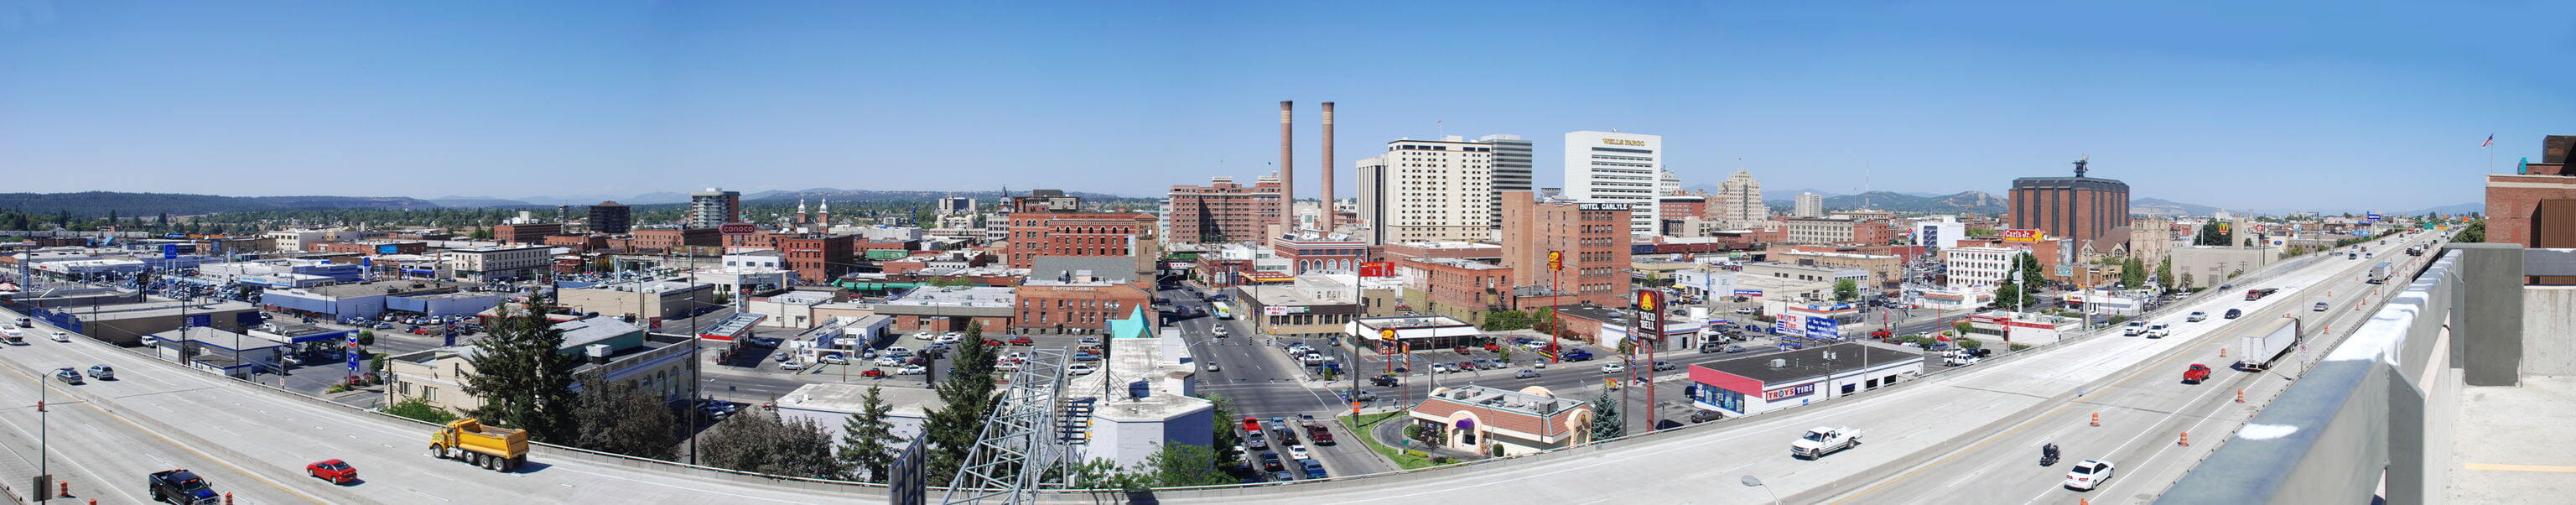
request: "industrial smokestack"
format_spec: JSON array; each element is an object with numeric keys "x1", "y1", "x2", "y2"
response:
[
  {"x1": 1279, "y1": 101, "x2": 1295, "y2": 235},
  {"x1": 1320, "y1": 102, "x2": 1335, "y2": 233}
]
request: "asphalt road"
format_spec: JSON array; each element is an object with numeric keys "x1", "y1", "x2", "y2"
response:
[
  {"x1": 1825, "y1": 233, "x2": 2438, "y2": 504},
  {"x1": 0, "y1": 305, "x2": 876, "y2": 504}
]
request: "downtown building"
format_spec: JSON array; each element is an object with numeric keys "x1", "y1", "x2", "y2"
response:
[
  {"x1": 1480, "y1": 134, "x2": 1535, "y2": 228},
  {"x1": 688, "y1": 188, "x2": 743, "y2": 228},
  {"x1": 1005, "y1": 191, "x2": 1158, "y2": 270},
  {"x1": 1713, "y1": 169, "x2": 1769, "y2": 226},
  {"x1": 588, "y1": 201, "x2": 631, "y2": 234},
  {"x1": 1500, "y1": 190, "x2": 1633, "y2": 308},
  {"x1": 1356, "y1": 136, "x2": 1495, "y2": 244},
  {"x1": 1563, "y1": 131, "x2": 1664, "y2": 233},
  {"x1": 2008, "y1": 159, "x2": 2131, "y2": 249},
  {"x1": 1165, "y1": 174, "x2": 1282, "y2": 245}
]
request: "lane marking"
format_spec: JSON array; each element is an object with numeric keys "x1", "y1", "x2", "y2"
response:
[{"x1": 2465, "y1": 463, "x2": 2576, "y2": 473}]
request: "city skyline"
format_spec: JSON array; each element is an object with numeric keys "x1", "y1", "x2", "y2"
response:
[{"x1": 3, "y1": 2, "x2": 2566, "y2": 211}]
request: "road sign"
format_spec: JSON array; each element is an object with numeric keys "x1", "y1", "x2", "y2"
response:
[
  {"x1": 1548, "y1": 251, "x2": 1563, "y2": 272},
  {"x1": 346, "y1": 331, "x2": 364, "y2": 373},
  {"x1": 1359, "y1": 262, "x2": 1394, "y2": 278},
  {"x1": 1732, "y1": 289, "x2": 1763, "y2": 297}
]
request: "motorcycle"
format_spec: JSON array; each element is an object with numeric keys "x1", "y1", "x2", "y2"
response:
[{"x1": 2040, "y1": 443, "x2": 2060, "y2": 466}]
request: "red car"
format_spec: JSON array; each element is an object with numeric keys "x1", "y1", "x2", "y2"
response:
[
  {"x1": 860, "y1": 368, "x2": 887, "y2": 378},
  {"x1": 1453, "y1": 346, "x2": 1471, "y2": 355},
  {"x1": 2183, "y1": 364, "x2": 2212, "y2": 383},
  {"x1": 1482, "y1": 342, "x2": 1503, "y2": 352},
  {"x1": 1869, "y1": 329, "x2": 1893, "y2": 340},
  {"x1": 1008, "y1": 336, "x2": 1035, "y2": 346},
  {"x1": 306, "y1": 459, "x2": 357, "y2": 484},
  {"x1": 983, "y1": 338, "x2": 1005, "y2": 346}
]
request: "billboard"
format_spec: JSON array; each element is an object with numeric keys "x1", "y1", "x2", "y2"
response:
[
  {"x1": 1773, "y1": 313, "x2": 1805, "y2": 337},
  {"x1": 2000, "y1": 229, "x2": 2046, "y2": 242},
  {"x1": 1635, "y1": 290, "x2": 1666, "y2": 343},
  {"x1": 719, "y1": 223, "x2": 757, "y2": 235},
  {"x1": 1732, "y1": 289, "x2": 1764, "y2": 297},
  {"x1": 1358, "y1": 262, "x2": 1394, "y2": 278}
]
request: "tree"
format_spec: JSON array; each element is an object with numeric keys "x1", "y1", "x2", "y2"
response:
[
  {"x1": 2155, "y1": 257, "x2": 2174, "y2": 290},
  {"x1": 2181, "y1": 272, "x2": 2196, "y2": 289},
  {"x1": 1136, "y1": 443, "x2": 1232, "y2": 487},
  {"x1": 1588, "y1": 393, "x2": 1625, "y2": 440},
  {"x1": 387, "y1": 398, "x2": 460, "y2": 424},
  {"x1": 2454, "y1": 219, "x2": 2485, "y2": 242},
  {"x1": 460, "y1": 295, "x2": 583, "y2": 443},
  {"x1": 1206, "y1": 393, "x2": 1241, "y2": 469},
  {"x1": 699, "y1": 410, "x2": 846, "y2": 478},
  {"x1": 838, "y1": 386, "x2": 899, "y2": 482},
  {"x1": 573, "y1": 377, "x2": 681, "y2": 460},
  {"x1": 924, "y1": 321, "x2": 1002, "y2": 483},
  {"x1": 1480, "y1": 310, "x2": 1534, "y2": 331},
  {"x1": 2120, "y1": 257, "x2": 2147, "y2": 287},
  {"x1": 1831, "y1": 279, "x2": 1859, "y2": 302},
  {"x1": 1952, "y1": 320, "x2": 1975, "y2": 335},
  {"x1": 2015, "y1": 252, "x2": 2046, "y2": 288}
]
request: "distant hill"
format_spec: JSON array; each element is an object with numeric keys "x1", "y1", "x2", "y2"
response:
[
  {"x1": 0, "y1": 191, "x2": 440, "y2": 218},
  {"x1": 2132, "y1": 197, "x2": 2222, "y2": 217},
  {"x1": 1763, "y1": 188, "x2": 1842, "y2": 201},
  {"x1": 428, "y1": 196, "x2": 537, "y2": 207},
  {"x1": 2402, "y1": 202, "x2": 2482, "y2": 216},
  {"x1": 1759, "y1": 190, "x2": 2007, "y2": 214},
  {"x1": 740, "y1": 188, "x2": 1145, "y2": 203}
]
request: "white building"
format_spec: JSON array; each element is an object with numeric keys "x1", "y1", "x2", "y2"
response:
[
  {"x1": 1914, "y1": 216, "x2": 1965, "y2": 251},
  {"x1": 1945, "y1": 246, "x2": 2018, "y2": 290},
  {"x1": 688, "y1": 187, "x2": 740, "y2": 228},
  {"x1": 1563, "y1": 131, "x2": 1664, "y2": 233},
  {"x1": 264, "y1": 229, "x2": 363, "y2": 252},
  {"x1": 1070, "y1": 330, "x2": 1215, "y2": 469},
  {"x1": 1355, "y1": 136, "x2": 1495, "y2": 243},
  {"x1": 1794, "y1": 193, "x2": 1826, "y2": 218},
  {"x1": 441, "y1": 246, "x2": 553, "y2": 282},
  {"x1": 1714, "y1": 169, "x2": 1768, "y2": 226}
]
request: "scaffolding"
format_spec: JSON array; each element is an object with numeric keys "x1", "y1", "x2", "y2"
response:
[{"x1": 940, "y1": 347, "x2": 1079, "y2": 503}]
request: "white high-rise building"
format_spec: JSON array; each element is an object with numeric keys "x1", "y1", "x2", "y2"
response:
[
  {"x1": 1794, "y1": 193, "x2": 1826, "y2": 218},
  {"x1": 1659, "y1": 170, "x2": 1681, "y2": 197},
  {"x1": 1563, "y1": 131, "x2": 1664, "y2": 233},
  {"x1": 1358, "y1": 136, "x2": 1495, "y2": 243},
  {"x1": 1714, "y1": 169, "x2": 1768, "y2": 226}
]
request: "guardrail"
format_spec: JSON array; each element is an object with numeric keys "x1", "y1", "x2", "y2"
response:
[{"x1": 2161, "y1": 242, "x2": 2548, "y2": 505}]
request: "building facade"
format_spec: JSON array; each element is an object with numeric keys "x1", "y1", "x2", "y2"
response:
[
  {"x1": 443, "y1": 246, "x2": 552, "y2": 281},
  {"x1": 1714, "y1": 169, "x2": 1769, "y2": 226},
  {"x1": 1794, "y1": 193, "x2": 1825, "y2": 218},
  {"x1": 1945, "y1": 246, "x2": 2018, "y2": 290},
  {"x1": 1500, "y1": 190, "x2": 1633, "y2": 308},
  {"x1": 1562, "y1": 131, "x2": 1663, "y2": 233},
  {"x1": 1004, "y1": 211, "x2": 1152, "y2": 269},
  {"x1": 1479, "y1": 134, "x2": 1535, "y2": 228},
  {"x1": 688, "y1": 188, "x2": 742, "y2": 228},
  {"x1": 2009, "y1": 159, "x2": 2132, "y2": 248},
  {"x1": 589, "y1": 201, "x2": 632, "y2": 234},
  {"x1": 1357, "y1": 137, "x2": 1495, "y2": 243},
  {"x1": 1166, "y1": 174, "x2": 1282, "y2": 245}
]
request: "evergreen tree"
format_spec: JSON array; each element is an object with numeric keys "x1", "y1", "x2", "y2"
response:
[
  {"x1": 923, "y1": 323, "x2": 1001, "y2": 483},
  {"x1": 2154, "y1": 257, "x2": 2175, "y2": 289},
  {"x1": 1588, "y1": 393, "x2": 1625, "y2": 440},
  {"x1": 461, "y1": 295, "x2": 583, "y2": 443},
  {"x1": 573, "y1": 377, "x2": 681, "y2": 460},
  {"x1": 1207, "y1": 393, "x2": 1241, "y2": 468},
  {"x1": 1136, "y1": 443, "x2": 1230, "y2": 487},
  {"x1": 700, "y1": 409, "x2": 847, "y2": 478},
  {"x1": 838, "y1": 386, "x2": 899, "y2": 482}
]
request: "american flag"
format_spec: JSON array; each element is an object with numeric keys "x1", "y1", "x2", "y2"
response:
[{"x1": 2482, "y1": 134, "x2": 2494, "y2": 148}]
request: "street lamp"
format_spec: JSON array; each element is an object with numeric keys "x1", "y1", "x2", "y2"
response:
[{"x1": 1739, "y1": 475, "x2": 1780, "y2": 505}]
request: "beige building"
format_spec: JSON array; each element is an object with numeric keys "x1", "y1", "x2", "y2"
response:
[
  {"x1": 1232, "y1": 273, "x2": 1402, "y2": 339},
  {"x1": 2169, "y1": 245, "x2": 2279, "y2": 289},
  {"x1": 1784, "y1": 217, "x2": 1857, "y2": 244},
  {"x1": 1356, "y1": 136, "x2": 1496, "y2": 243},
  {"x1": 1713, "y1": 169, "x2": 1768, "y2": 226},
  {"x1": 556, "y1": 279, "x2": 717, "y2": 321},
  {"x1": 1768, "y1": 249, "x2": 1905, "y2": 289},
  {"x1": 387, "y1": 319, "x2": 692, "y2": 414},
  {"x1": 1794, "y1": 193, "x2": 1826, "y2": 218},
  {"x1": 2128, "y1": 216, "x2": 2175, "y2": 266},
  {"x1": 443, "y1": 245, "x2": 553, "y2": 281}
]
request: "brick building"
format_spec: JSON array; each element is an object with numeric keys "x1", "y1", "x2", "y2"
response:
[
  {"x1": 309, "y1": 241, "x2": 428, "y2": 255},
  {"x1": 588, "y1": 201, "x2": 632, "y2": 234},
  {"x1": 543, "y1": 234, "x2": 609, "y2": 252},
  {"x1": 1499, "y1": 190, "x2": 1632, "y2": 308},
  {"x1": 1005, "y1": 211, "x2": 1153, "y2": 269},
  {"x1": 774, "y1": 235, "x2": 857, "y2": 284},
  {"x1": 1398, "y1": 257, "x2": 1515, "y2": 323},
  {"x1": 1166, "y1": 174, "x2": 1282, "y2": 245},
  {"x1": 2009, "y1": 159, "x2": 2131, "y2": 248},
  {"x1": 631, "y1": 228, "x2": 721, "y2": 252},
  {"x1": 492, "y1": 223, "x2": 562, "y2": 244},
  {"x1": 2485, "y1": 135, "x2": 2576, "y2": 284},
  {"x1": 1012, "y1": 257, "x2": 1155, "y2": 335}
]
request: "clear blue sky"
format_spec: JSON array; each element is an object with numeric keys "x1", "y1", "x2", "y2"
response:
[{"x1": 2, "y1": 1, "x2": 2567, "y2": 212}]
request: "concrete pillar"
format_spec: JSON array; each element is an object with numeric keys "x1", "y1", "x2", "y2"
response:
[{"x1": 2448, "y1": 243, "x2": 2523, "y2": 387}]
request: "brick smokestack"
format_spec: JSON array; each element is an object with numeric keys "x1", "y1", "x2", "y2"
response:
[
  {"x1": 1279, "y1": 100, "x2": 1295, "y2": 234},
  {"x1": 1320, "y1": 102, "x2": 1335, "y2": 233}
]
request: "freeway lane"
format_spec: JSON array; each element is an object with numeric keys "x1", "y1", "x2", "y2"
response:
[
  {"x1": 1827, "y1": 234, "x2": 2437, "y2": 504},
  {"x1": 0, "y1": 305, "x2": 877, "y2": 504},
  {"x1": 1143, "y1": 232, "x2": 2438, "y2": 504}
]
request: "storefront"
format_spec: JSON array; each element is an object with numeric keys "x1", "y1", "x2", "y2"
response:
[{"x1": 1686, "y1": 343, "x2": 1922, "y2": 417}]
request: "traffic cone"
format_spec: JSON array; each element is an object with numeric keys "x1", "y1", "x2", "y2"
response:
[
  {"x1": 2179, "y1": 432, "x2": 2190, "y2": 446},
  {"x1": 59, "y1": 482, "x2": 68, "y2": 497},
  {"x1": 2090, "y1": 412, "x2": 2099, "y2": 427},
  {"x1": 2220, "y1": 347, "x2": 2227, "y2": 358},
  {"x1": 2236, "y1": 390, "x2": 2245, "y2": 403}
]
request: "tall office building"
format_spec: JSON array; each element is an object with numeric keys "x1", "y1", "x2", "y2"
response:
[
  {"x1": 1659, "y1": 170, "x2": 1682, "y2": 196},
  {"x1": 937, "y1": 196, "x2": 977, "y2": 216},
  {"x1": 1166, "y1": 174, "x2": 1283, "y2": 244},
  {"x1": 588, "y1": 200, "x2": 632, "y2": 234},
  {"x1": 1356, "y1": 136, "x2": 1495, "y2": 243},
  {"x1": 1794, "y1": 193, "x2": 1826, "y2": 217},
  {"x1": 1714, "y1": 169, "x2": 1768, "y2": 226},
  {"x1": 688, "y1": 188, "x2": 741, "y2": 228},
  {"x1": 2008, "y1": 159, "x2": 2131, "y2": 247},
  {"x1": 1478, "y1": 134, "x2": 1535, "y2": 228},
  {"x1": 1563, "y1": 131, "x2": 1663, "y2": 233}
]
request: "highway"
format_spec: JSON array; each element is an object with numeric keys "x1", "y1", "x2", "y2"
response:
[
  {"x1": 0, "y1": 305, "x2": 876, "y2": 504},
  {"x1": 1826, "y1": 234, "x2": 2438, "y2": 503},
  {"x1": 1144, "y1": 232, "x2": 2440, "y2": 504}
]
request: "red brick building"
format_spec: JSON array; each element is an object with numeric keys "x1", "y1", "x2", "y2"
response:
[
  {"x1": 631, "y1": 228, "x2": 721, "y2": 252},
  {"x1": 543, "y1": 235, "x2": 608, "y2": 252},
  {"x1": 1005, "y1": 211, "x2": 1153, "y2": 269},
  {"x1": 1659, "y1": 194, "x2": 1711, "y2": 223},
  {"x1": 1500, "y1": 190, "x2": 1632, "y2": 308},
  {"x1": 2485, "y1": 135, "x2": 2576, "y2": 284},
  {"x1": 1400, "y1": 257, "x2": 1516, "y2": 321},
  {"x1": 774, "y1": 235, "x2": 856, "y2": 284},
  {"x1": 492, "y1": 223, "x2": 563, "y2": 244},
  {"x1": 1166, "y1": 174, "x2": 1282, "y2": 245},
  {"x1": 309, "y1": 241, "x2": 428, "y2": 255},
  {"x1": 1011, "y1": 284, "x2": 1154, "y2": 334},
  {"x1": 2009, "y1": 159, "x2": 2131, "y2": 247}
]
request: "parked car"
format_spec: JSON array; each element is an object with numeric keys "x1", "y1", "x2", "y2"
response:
[
  {"x1": 1689, "y1": 409, "x2": 1725, "y2": 424},
  {"x1": 1299, "y1": 459, "x2": 1328, "y2": 479},
  {"x1": 818, "y1": 354, "x2": 849, "y2": 365},
  {"x1": 1285, "y1": 445, "x2": 1312, "y2": 460},
  {"x1": 1008, "y1": 336, "x2": 1034, "y2": 346},
  {"x1": 1067, "y1": 363, "x2": 1098, "y2": 375},
  {"x1": 1257, "y1": 451, "x2": 1285, "y2": 471},
  {"x1": 305, "y1": 459, "x2": 358, "y2": 484},
  {"x1": 895, "y1": 364, "x2": 927, "y2": 375}
]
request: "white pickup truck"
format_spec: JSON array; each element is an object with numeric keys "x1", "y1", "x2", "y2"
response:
[{"x1": 1791, "y1": 426, "x2": 1863, "y2": 459}]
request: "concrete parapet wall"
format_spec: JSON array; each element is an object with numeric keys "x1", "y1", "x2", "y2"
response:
[{"x1": 2522, "y1": 286, "x2": 2576, "y2": 376}]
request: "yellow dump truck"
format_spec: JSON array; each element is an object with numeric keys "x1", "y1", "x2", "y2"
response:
[{"x1": 428, "y1": 418, "x2": 529, "y2": 471}]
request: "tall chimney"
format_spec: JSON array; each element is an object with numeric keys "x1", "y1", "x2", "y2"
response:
[
  {"x1": 1320, "y1": 102, "x2": 1335, "y2": 233},
  {"x1": 1279, "y1": 100, "x2": 1296, "y2": 235}
]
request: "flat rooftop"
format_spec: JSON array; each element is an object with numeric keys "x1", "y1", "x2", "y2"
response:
[
  {"x1": 774, "y1": 383, "x2": 947, "y2": 419},
  {"x1": 1695, "y1": 343, "x2": 1920, "y2": 385}
]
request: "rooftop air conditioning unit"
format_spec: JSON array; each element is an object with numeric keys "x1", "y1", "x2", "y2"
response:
[
  {"x1": 1821, "y1": 350, "x2": 1837, "y2": 361},
  {"x1": 584, "y1": 344, "x2": 611, "y2": 364},
  {"x1": 1769, "y1": 358, "x2": 1788, "y2": 368}
]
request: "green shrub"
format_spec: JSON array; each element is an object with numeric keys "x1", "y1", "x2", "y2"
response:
[{"x1": 386, "y1": 398, "x2": 460, "y2": 424}]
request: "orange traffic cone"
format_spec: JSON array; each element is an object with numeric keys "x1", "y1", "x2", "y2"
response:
[
  {"x1": 2090, "y1": 412, "x2": 2100, "y2": 427},
  {"x1": 2220, "y1": 347, "x2": 2227, "y2": 358},
  {"x1": 2179, "y1": 432, "x2": 2191, "y2": 446},
  {"x1": 59, "y1": 482, "x2": 69, "y2": 497},
  {"x1": 2236, "y1": 390, "x2": 2245, "y2": 403}
]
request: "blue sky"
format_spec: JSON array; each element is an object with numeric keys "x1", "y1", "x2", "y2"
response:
[{"x1": 1, "y1": 1, "x2": 2567, "y2": 212}]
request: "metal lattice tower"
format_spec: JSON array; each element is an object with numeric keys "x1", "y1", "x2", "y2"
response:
[{"x1": 942, "y1": 347, "x2": 1077, "y2": 503}]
